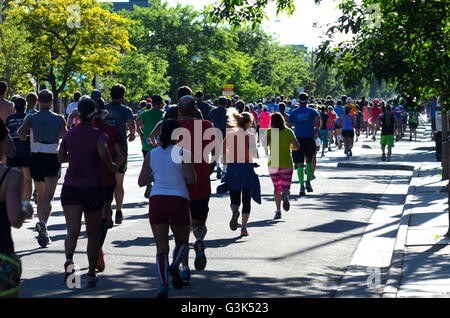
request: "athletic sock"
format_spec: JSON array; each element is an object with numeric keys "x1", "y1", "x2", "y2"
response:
[
  {"x1": 156, "y1": 254, "x2": 169, "y2": 286},
  {"x1": 306, "y1": 163, "x2": 313, "y2": 182},
  {"x1": 172, "y1": 243, "x2": 188, "y2": 268},
  {"x1": 297, "y1": 167, "x2": 305, "y2": 186}
]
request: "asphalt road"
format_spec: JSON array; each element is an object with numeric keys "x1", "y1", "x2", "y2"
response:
[{"x1": 13, "y1": 133, "x2": 420, "y2": 298}]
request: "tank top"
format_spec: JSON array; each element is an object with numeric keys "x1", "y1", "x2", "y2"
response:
[
  {"x1": 342, "y1": 115, "x2": 353, "y2": 130},
  {"x1": 29, "y1": 110, "x2": 63, "y2": 154},
  {"x1": 150, "y1": 145, "x2": 189, "y2": 200},
  {"x1": 0, "y1": 167, "x2": 14, "y2": 255}
]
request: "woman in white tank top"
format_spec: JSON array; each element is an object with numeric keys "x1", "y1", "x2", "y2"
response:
[{"x1": 138, "y1": 119, "x2": 196, "y2": 298}]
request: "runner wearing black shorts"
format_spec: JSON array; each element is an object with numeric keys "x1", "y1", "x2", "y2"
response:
[{"x1": 287, "y1": 93, "x2": 321, "y2": 196}]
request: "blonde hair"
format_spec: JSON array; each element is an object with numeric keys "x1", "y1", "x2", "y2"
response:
[{"x1": 228, "y1": 108, "x2": 254, "y2": 130}]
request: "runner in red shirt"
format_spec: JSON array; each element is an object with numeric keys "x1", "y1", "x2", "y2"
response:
[{"x1": 177, "y1": 95, "x2": 218, "y2": 284}]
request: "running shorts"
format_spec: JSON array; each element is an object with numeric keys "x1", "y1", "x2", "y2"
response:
[
  {"x1": 7, "y1": 156, "x2": 30, "y2": 168},
  {"x1": 409, "y1": 122, "x2": 418, "y2": 129},
  {"x1": 319, "y1": 130, "x2": 328, "y2": 146},
  {"x1": 342, "y1": 130, "x2": 355, "y2": 138},
  {"x1": 190, "y1": 198, "x2": 210, "y2": 223},
  {"x1": 118, "y1": 158, "x2": 128, "y2": 174},
  {"x1": 292, "y1": 137, "x2": 316, "y2": 164},
  {"x1": 268, "y1": 167, "x2": 293, "y2": 192},
  {"x1": 380, "y1": 135, "x2": 395, "y2": 147},
  {"x1": 61, "y1": 185, "x2": 105, "y2": 212},
  {"x1": 149, "y1": 195, "x2": 190, "y2": 227},
  {"x1": 104, "y1": 183, "x2": 116, "y2": 202},
  {"x1": 30, "y1": 153, "x2": 61, "y2": 182},
  {"x1": 0, "y1": 253, "x2": 21, "y2": 297}
]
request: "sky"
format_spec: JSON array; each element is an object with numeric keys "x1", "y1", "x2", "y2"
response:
[{"x1": 104, "y1": 0, "x2": 347, "y2": 49}]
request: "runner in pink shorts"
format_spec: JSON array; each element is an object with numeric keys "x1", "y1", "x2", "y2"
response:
[{"x1": 267, "y1": 113, "x2": 300, "y2": 220}]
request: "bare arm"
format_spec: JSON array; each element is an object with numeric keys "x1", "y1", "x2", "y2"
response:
[
  {"x1": 149, "y1": 121, "x2": 163, "y2": 148},
  {"x1": 3, "y1": 134, "x2": 15, "y2": 158},
  {"x1": 314, "y1": 115, "x2": 322, "y2": 130},
  {"x1": 138, "y1": 151, "x2": 152, "y2": 187},
  {"x1": 291, "y1": 137, "x2": 300, "y2": 150},
  {"x1": 57, "y1": 144, "x2": 68, "y2": 164},
  {"x1": 127, "y1": 118, "x2": 136, "y2": 142},
  {"x1": 113, "y1": 142, "x2": 125, "y2": 167},
  {"x1": 17, "y1": 115, "x2": 30, "y2": 141},
  {"x1": 97, "y1": 138, "x2": 117, "y2": 174},
  {"x1": 60, "y1": 116, "x2": 67, "y2": 139},
  {"x1": 66, "y1": 109, "x2": 78, "y2": 130},
  {"x1": 182, "y1": 151, "x2": 197, "y2": 185},
  {"x1": 6, "y1": 169, "x2": 25, "y2": 228}
]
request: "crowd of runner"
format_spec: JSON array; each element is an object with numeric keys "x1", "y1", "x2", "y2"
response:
[{"x1": 0, "y1": 80, "x2": 425, "y2": 298}]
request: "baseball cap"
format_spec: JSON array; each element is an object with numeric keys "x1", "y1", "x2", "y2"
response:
[
  {"x1": 346, "y1": 97, "x2": 352, "y2": 103},
  {"x1": 91, "y1": 90, "x2": 102, "y2": 100}
]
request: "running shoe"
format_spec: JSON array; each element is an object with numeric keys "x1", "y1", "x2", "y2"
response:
[
  {"x1": 372, "y1": 136, "x2": 376, "y2": 141},
  {"x1": 311, "y1": 174, "x2": 316, "y2": 181},
  {"x1": 194, "y1": 240, "x2": 207, "y2": 271},
  {"x1": 281, "y1": 191, "x2": 290, "y2": 212},
  {"x1": 96, "y1": 250, "x2": 105, "y2": 272},
  {"x1": 144, "y1": 184, "x2": 152, "y2": 199},
  {"x1": 181, "y1": 267, "x2": 191, "y2": 286},
  {"x1": 87, "y1": 274, "x2": 98, "y2": 288},
  {"x1": 299, "y1": 186, "x2": 306, "y2": 196},
  {"x1": 229, "y1": 210, "x2": 240, "y2": 231},
  {"x1": 274, "y1": 211, "x2": 281, "y2": 219},
  {"x1": 381, "y1": 153, "x2": 386, "y2": 161},
  {"x1": 64, "y1": 260, "x2": 75, "y2": 287},
  {"x1": 321, "y1": 152, "x2": 325, "y2": 157},
  {"x1": 36, "y1": 221, "x2": 49, "y2": 248},
  {"x1": 349, "y1": 150, "x2": 353, "y2": 157},
  {"x1": 168, "y1": 264, "x2": 183, "y2": 290},
  {"x1": 156, "y1": 285, "x2": 169, "y2": 299},
  {"x1": 305, "y1": 181, "x2": 313, "y2": 193},
  {"x1": 328, "y1": 146, "x2": 332, "y2": 151},
  {"x1": 241, "y1": 228, "x2": 249, "y2": 236},
  {"x1": 115, "y1": 210, "x2": 123, "y2": 225}
]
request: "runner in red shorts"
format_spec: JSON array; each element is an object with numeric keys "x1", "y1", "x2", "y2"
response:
[{"x1": 138, "y1": 120, "x2": 196, "y2": 298}]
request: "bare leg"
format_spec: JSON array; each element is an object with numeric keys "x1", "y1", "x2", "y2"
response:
[{"x1": 84, "y1": 209, "x2": 103, "y2": 276}]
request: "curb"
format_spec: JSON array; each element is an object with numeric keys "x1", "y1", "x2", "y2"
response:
[
  {"x1": 381, "y1": 163, "x2": 421, "y2": 298},
  {"x1": 337, "y1": 163, "x2": 416, "y2": 171}
]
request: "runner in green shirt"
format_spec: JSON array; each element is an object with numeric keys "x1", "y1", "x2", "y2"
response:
[
  {"x1": 137, "y1": 95, "x2": 165, "y2": 198},
  {"x1": 137, "y1": 95, "x2": 165, "y2": 157},
  {"x1": 267, "y1": 113, "x2": 300, "y2": 220}
]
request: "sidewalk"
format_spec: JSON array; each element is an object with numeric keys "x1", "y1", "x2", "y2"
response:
[{"x1": 383, "y1": 155, "x2": 450, "y2": 297}]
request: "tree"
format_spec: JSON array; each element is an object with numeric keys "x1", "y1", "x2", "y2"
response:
[
  {"x1": 100, "y1": 51, "x2": 170, "y2": 105},
  {"x1": 5, "y1": 0, "x2": 134, "y2": 112}
]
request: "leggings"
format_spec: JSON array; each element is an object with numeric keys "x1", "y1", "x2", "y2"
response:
[
  {"x1": 269, "y1": 167, "x2": 293, "y2": 192},
  {"x1": 229, "y1": 189, "x2": 251, "y2": 214}
]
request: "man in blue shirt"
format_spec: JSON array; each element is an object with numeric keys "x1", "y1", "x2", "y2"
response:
[
  {"x1": 104, "y1": 83, "x2": 136, "y2": 225},
  {"x1": 334, "y1": 98, "x2": 345, "y2": 149},
  {"x1": 267, "y1": 98, "x2": 279, "y2": 113},
  {"x1": 288, "y1": 92, "x2": 321, "y2": 196},
  {"x1": 393, "y1": 102, "x2": 404, "y2": 141}
]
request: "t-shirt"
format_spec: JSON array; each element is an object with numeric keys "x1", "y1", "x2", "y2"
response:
[
  {"x1": 66, "y1": 101, "x2": 79, "y2": 125},
  {"x1": 371, "y1": 106, "x2": 382, "y2": 117},
  {"x1": 259, "y1": 111, "x2": 271, "y2": 129},
  {"x1": 319, "y1": 112, "x2": 329, "y2": 130},
  {"x1": 178, "y1": 119, "x2": 216, "y2": 200},
  {"x1": 380, "y1": 112, "x2": 395, "y2": 136},
  {"x1": 267, "y1": 103, "x2": 279, "y2": 113},
  {"x1": 288, "y1": 106, "x2": 319, "y2": 138},
  {"x1": 196, "y1": 101, "x2": 212, "y2": 121},
  {"x1": 208, "y1": 107, "x2": 227, "y2": 135},
  {"x1": 61, "y1": 124, "x2": 108, "y2": 188},
  {"x1": 393, "y1": 105, "x2": 403, "y2": 120},
  {"x1": 345, "y1": 103, "x2": 358, "y2": 116},
  {"x1": 94, "y1": 120, "x2": 119, "y2": 187},
  {"x1": 327, "y1": 111, "x2": 336, "y2": 128},
  {"x1": 408, "y1": 112, "x2": 419, "y2": 124},
  {"x1": 164, "y1": 105, "x2": 203, "y2": 121},
  {"x1": 104, "y1": 102, "x2": 134, "y2": 151},
  {"x1": 138, "y1": 108, "x2": 164, "y2": 152},
  {"x1": 6, "y1": 113, "x2": 30, "y2": 158},
  {"x1": 267, "y1": 127, "x2": 296, "y2": 169},
  {"x1": 355, "y1": 111, "x2": 363, "y2": 127},
  {"x1": 334, "y1": 106, "x2": 345, "y2": 119}
]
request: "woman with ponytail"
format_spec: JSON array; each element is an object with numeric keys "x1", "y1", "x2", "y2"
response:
[
  {"x1": 222, "y1": 109, "x2": 261, "y2": 237},
  {"x1": 138, "y1": 119, "x2": 196, "y2": 298}
]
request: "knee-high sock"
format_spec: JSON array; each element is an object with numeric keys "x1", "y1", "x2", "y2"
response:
[
  {"x1": 99, "y1": 218, "x2": 109, "y2": 247},
  {"x1": 156, "y1": 254, "x2": 169, "y2": 286},
  {"x1": 297, "y1": 167, "x2": 305, "y2": 186},
  {"x1": 306, "y1": 162, "x2": 313, "y2": 182},
  {"x1": 172, "y1": 243, "x2": 188, "y2": 268}
]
